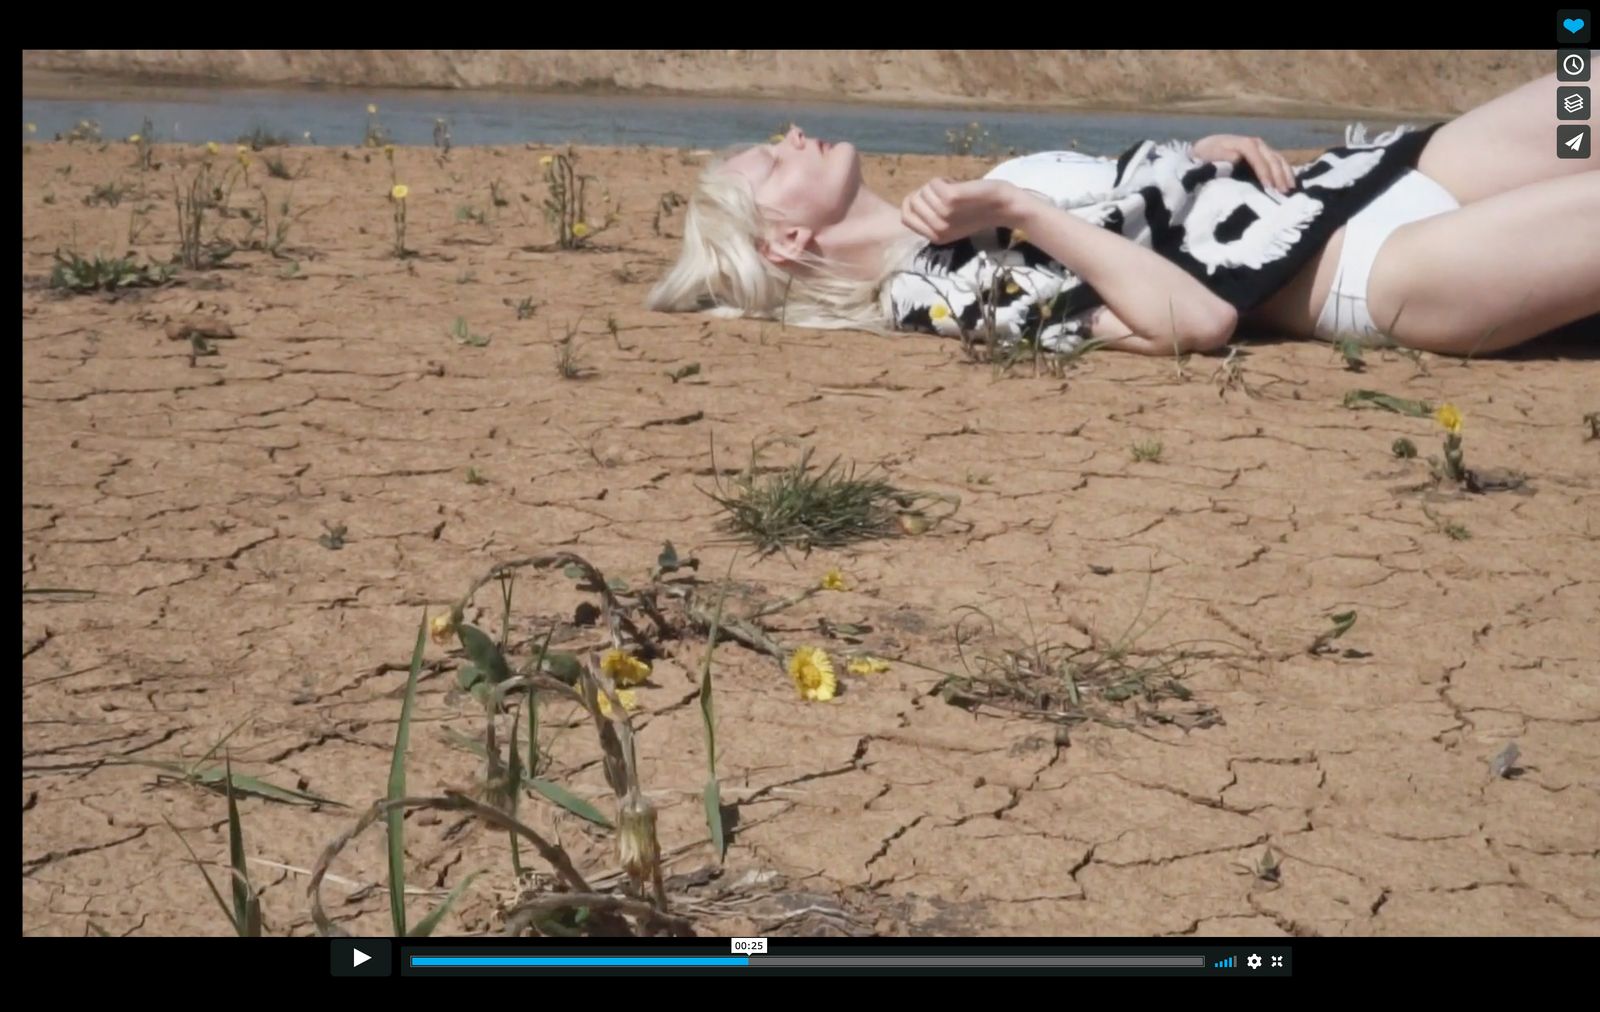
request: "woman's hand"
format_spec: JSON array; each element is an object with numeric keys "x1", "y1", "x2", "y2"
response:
[
  {"x1": 900, "y1": 178, "x2": 1028, "y2": 245},
  {"x1": 1192, "y1": 134, "x2": 1297, "y2": 194}
]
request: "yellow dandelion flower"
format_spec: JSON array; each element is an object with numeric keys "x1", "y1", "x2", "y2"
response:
[
  {"x1": 929, "y1": 303, "x2": 949, "y2": 321},
  {"x1": 384, "y1": 143, "x2": 395, "y2": 157},
  {"x1": 540, "y1": 155, "x2": 554, "y2": 166},
  {"x1": 847, "y1": 656, "x2": 891, "y2": 676},
  {"x1": 367, "y1": 104, "x2": 378, "y2": 115},
  {"x1": 820, "y1": 568, "x2": 847, "y2": 591},
  {"x1": 127, "y1": 133, "x2": 142, "y2": 144},
  {"x1": 788, "y1": 647, "x2": 837, "y2": 702},
  {"x1": 769, "y1": 134, "x2": 785, "y2": 143},
  {"x1": 600, "y1": 648, "x2": 652, "y2": 687},
  {"x1": 237, "y1": 144, "x2": 249, "y2": 154},
  {"x1": 595, "y1": 687, "x2": 639, "y2": 718},
  {"x1": 1011, "y1": 228, "x2": 1027, "y2": 245},
  {"x1": 429, "y1": 612, "x2": 456, "y2": 645},
  {"x1": 206, "y1": 141, "x2": 219, "y2": 155},
  {"x1": 1005, "y1": 282, "x2": 1020, "y2": 295},
  {"x1": 26, "y1": 123, "x2": 37, "y2": 134},
  {"x1": 391, "y1": 183, "x2": 409, "y2": 201},
  {"x1": 1435, "y1": 403, "x2": 1463, "y2": 435},
  {"x1": 571, "y1": 222, "x2": 591, "y2": 238}
]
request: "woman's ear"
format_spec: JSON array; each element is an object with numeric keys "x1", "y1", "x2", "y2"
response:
[{"x1": 761, "y1": 225, "x2": 814, "y2": 267}]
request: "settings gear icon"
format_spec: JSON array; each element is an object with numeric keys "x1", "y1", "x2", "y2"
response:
[{"x1": 1246, "y1": 954, "x2": 1263, "y2": 970}]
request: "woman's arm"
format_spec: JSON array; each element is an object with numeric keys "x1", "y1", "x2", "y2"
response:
[
  {"x1": 901, "y1": 178, "x2": 1237, "y2": 353},
  {"x1": 1074, "y1": 305, "x2": 1229, "y2": 356},
  {"x1": 1004, "y1": 192, "x2": 1237, "y2": 353},
  {"x1": 898, "y1": 135, "x2": 1302, "y2": 355}
]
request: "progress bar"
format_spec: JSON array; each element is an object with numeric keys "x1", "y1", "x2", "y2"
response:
[{"x1": 411, "y1": 956, "x2": 1207, "y2": 968}]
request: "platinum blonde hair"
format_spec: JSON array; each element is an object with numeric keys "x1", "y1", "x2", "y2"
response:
[{"x1": 645, "y1": 150, "x2": 918, "y2": 333}]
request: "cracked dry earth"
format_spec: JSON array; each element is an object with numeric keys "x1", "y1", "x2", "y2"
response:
[{"x1": 22, "y1": 141, "x2": 1600, "y2": 938}]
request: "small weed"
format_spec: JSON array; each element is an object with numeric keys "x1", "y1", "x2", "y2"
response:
[
  {"x1": 1395, "y1": 346, "x2": 1431, "y2": 377},
  {"x1": 170, "y1": 156, "x2": 247, "y2": 270},
  {"x1": 1423, "y1": 504, "x2": 1471, "y2": 541},
  {"x1": 163, "y1": 756, "x2": 263, "y2": 936},
  {"x1": 237, "y1": 126, "x2": 291, "y2": 151},
  {"x1": 49, "y1": 249, "x2": 173, "y2": 294},
  {"x1": 554, "y1": 328, "x2": 587, "y2": 379},
  {"x1": 363, "y1": 103, "x2": 390, "y2": 148},
  {"x1": 449, "y1": 316, "x2": 491, "y2": 348},
  {"x1": 127, "y1": 203, "x2": 156, "y2": 246},
  {"x1": 1230, "y1": 847, "x2": 1282, "y2": 888},
  {"x1": 1343, "y1": 389, "x2": 1433, "y2": 416},
  {"x1": 605, "y1": 314, "x2": 632, "y2": 351},
  {"x1": 264, "y1": 155, "x2": 295, "y2": 180},
  {"x1": 389, "y1": 182, "x2": 410, "y2": 257},
  {"x1": 1211, "y1": 346, "x2": 1258, "y2": 399},
  {"x1": 1308, "y1": 610, "x2": 1358, "y2": 656},
  {"x1": 130, "y1": 118, "x2": 155, "y2": 171},
  {"x1": 933, "y1": 587, "x2": 1221, "y2": 732},
  {"x1": 84, "y1": 180, "x2": 134, "y2": 208},
  {"x1": 506, "y1": 296, "x2": 540, "y2": 320},
  {"x1": 1131, "y1": 440, "x2": 1164, "y2": 463},
  {"x1": 60, "y1": 119, "x2": 102, "y2": 143},
  {"x1": 1337, "y1": 338, "x2": 1365, "y2": 372},
  {"x1": 706, "y1": 443, "x2": 957, "y2": 556},
  {"x1": 652, "y1": 190, "x2": 685, "y2": 236},
  {"x1": 1489, "y1": 741, "x2": 1522, "y2": 779},
  {"x1": 541, "y1": 149, "x2": 617, "y2": 249},
  {"x1": 318, "y1": 522, "x2": 348, "y2": 550}
]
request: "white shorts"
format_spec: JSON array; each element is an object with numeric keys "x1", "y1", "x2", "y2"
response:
[{"x1": 1314, "y1": 168, "x2": 1461, "y2": 345}]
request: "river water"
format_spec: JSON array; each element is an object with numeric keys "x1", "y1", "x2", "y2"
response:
[{"x1": 20, "y1": 84, "x2": 1400, "y2": 157}]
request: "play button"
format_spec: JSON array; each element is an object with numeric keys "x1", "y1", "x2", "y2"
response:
[{"x1": 331, "y1": 939, "x2": 391, "y2": 977}]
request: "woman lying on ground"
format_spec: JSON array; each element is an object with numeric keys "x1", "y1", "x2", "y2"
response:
[{"x1": 647, "y1": 73, "x2": 1598, "y2": 357}]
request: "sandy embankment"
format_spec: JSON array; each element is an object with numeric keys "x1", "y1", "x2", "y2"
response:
[{"x1": 23, "y1": 49, "x2": 1554, "y2": 119}]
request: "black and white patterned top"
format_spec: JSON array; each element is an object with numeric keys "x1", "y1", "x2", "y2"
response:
[{"x1": 883, "y1": 124, "x2": 1441, "y2": 351}]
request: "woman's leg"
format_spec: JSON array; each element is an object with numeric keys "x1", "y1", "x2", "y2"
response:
[
  {"x1": 1418, "y1": 74, "x2": 1593, "y2": 205},
  {"x1": 1367, "y1": 171, "x2": 1600, "y2": 355}
]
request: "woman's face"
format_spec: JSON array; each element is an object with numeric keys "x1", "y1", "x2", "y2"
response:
[{"x1": 722, "y1": 125, "x2": 862, "y2": 235}]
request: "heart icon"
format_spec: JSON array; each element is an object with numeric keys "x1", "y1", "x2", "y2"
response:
[{"x1": 1565, "y1": 17, "x2": 1586, "y2": 32}]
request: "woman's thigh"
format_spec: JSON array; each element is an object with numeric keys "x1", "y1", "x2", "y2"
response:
[
  {"x1": 1418, "y1": 74, "x2": 1594, "y2": 205},
  {"x1": 1368, "y1": 171, "x2": 1600, "y2": 354}
]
